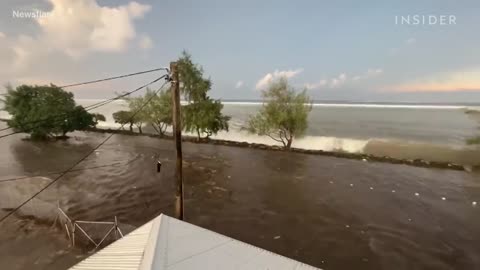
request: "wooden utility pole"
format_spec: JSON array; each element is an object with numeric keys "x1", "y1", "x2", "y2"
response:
[{"x1": 170, "y1": 62, "x2": 184, "y2": 220}]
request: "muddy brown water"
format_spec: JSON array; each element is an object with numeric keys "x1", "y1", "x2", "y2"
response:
[{"x1": 0, "y1": 131, "x2": 479, "y2": 270}]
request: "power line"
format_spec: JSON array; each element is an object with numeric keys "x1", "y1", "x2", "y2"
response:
[
  {"x1": 0, "y1": 68, "x2": 169, "y2": 133},
  {"x1": 0, "y1": 79, "x2": 170, "y2": 223},
  {"x1": 0, "y1": 74, "x2": 169, "y2": 137},
  {"x1": 59, "y1": 67, "x2": 169, "y2": 88}
]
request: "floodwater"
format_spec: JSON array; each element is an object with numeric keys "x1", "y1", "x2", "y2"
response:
[{"x1": 0, "y1": 130, "x2": 479, "y2": 270}]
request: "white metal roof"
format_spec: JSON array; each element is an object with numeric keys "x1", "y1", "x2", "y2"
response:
[
  {"x1": 70, "y1": 219, "x2": 153, "y2": 270},
  {"x1": 69, "y1": 214, "x2": 321, "y2": 270}
]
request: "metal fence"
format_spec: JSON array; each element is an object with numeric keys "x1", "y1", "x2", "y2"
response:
[{"x1": 53, "y1": 204, "x2": 123, "y2": 250}]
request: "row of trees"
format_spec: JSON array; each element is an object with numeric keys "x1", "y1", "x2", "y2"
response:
[
  {"x1": 112, "y1": 88, "x2": 171, "y2": 135},
  {"x1": 2, "y1": 51, "x2": 313, "y2": 149},
  {"x1": 113, "y1": 51, "x2": 231, "y2": 140}
]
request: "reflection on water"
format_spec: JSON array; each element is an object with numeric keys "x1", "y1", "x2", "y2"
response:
[{"x1": 0, "y1": 132, "x2": 479, "y2": 270}]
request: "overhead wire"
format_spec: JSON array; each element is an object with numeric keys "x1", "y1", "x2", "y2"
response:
[
  {"x1": 0, "y1": 74, "x2": 169, "y2": 137},
  {"x1": 0, "y1": 78, "x2": 171, "y2": 223}
]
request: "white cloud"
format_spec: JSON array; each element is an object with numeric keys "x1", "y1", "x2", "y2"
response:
[
  {"x1": 7, "y1": 0, "x2": 151, "y2": 65},
  {"x1": 330, "y1": 73, "x2": 347, "y2": 88},
  {"x1": 138, "y1": 34, "x2": 153, "y2": 50},
  {"x1": 305, "y1": 79, "x2": 327, "y2": 90},
  {"x1": 235, "y1": 80, "x2": 244, "y2": 88},
  {"x1": 305, "y1": 68, "x2": 383, "y2": 90},
  {"x1": 255, "y1": 68, "x2": 303, "y2": 90},
  {"x1": 405, "y1": 38, "x2": 416, "y2": 45}
]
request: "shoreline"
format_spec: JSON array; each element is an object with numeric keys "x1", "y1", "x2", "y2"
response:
[
  {"x1": 86, "y1": 127, "x2": 466, "y2": 171},
  {"x1": 0, "y1": 118, "x2": 467, "y2": 171}
]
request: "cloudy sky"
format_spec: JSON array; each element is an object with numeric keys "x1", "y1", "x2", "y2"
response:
[{"x1": 1, "y1": 0, "x2": 480, "y2": 102}]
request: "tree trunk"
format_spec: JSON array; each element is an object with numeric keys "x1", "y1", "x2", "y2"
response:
[
  {"x1": 138, "y1": 125, "x2": 142, "y2": 134},
  {"x1": 286, "y1": 137, "x2": 293, "y2": 149},
  {"x1": 152, "y1": 124, "x2": 160, "y2": 135},
  {"x1": 129, "y1": 123, "x2": 133, "y2": 132},
  {"x1": 196, "y1": 129, "x2": 201, "y2": 141}
]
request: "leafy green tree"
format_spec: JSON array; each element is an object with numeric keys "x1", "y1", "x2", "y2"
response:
[
  {"x1": 4, "y1": 84, "x2": 95, "y2": 139},
  {"x1": 247, "y1": 77, "x2": 312, "y2": 149},
  {"x1": 177, "y1": 51, "x2": 230, "y2": 139},
  {"x1": 113, "y1": 110, "x2": 135, "y2": 132},
  {"x1": 92, "y1": 113, "x2": 106, "y2": 125},
  {"x1": 58, "y1": 106, "x2": 96, "y2": 137},
  {"x1": 125, "y1": 96, "x2": 149, "y2": 134},
  {"x1": 143, "y1": 88, "x2": 173, "y2": 136},
  {"x1": 178, "y1": 51, "x2": 210, "y2": 101},
  {"x1": 183, "y1": 97, "x2": 230, "y2": 139}
]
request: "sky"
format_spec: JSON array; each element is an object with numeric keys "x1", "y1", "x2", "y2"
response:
[{"x1": 0, "y1": 0, "x2": 480, "y2": 103}]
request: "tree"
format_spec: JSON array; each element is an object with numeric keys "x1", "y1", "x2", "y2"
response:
[
  {"x1": 113, "y1": 110, "x2": 135, "y2": 132},
  {"x1": 92, "y1": 113, "x2": 106, "y2": 126},
  {"x1": 177, "y1": 51, "x2": 230, "y2": 140},
  {"x1": 59, "y1": 105, "x2": 96, "y2": 137},
  {"x1": 143, "y1": 88, "x2": 173, "y2": 136},
  {"x1": 247, "y1": 77, "x2": 312, "y2": 149},
  {"x1": 125, "y1": 96, "x2": 148, "y2": 134},
  {"x1": 183, "y1": 97, "x2": 230, "y2": 139},
  {"x1": 3, "y1": 84, "x2": 96, "y2": 139},
  {"x1": 177, "y1": 51, "x2": 210, "y2": 101}
]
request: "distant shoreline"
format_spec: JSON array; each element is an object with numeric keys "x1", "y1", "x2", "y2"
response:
[
  {"x1": 86, "y1": 127, "x2": 467, "y2": 171},
  {"x1": 0, "y1": 118, "x2": 470, "y2": 171}
]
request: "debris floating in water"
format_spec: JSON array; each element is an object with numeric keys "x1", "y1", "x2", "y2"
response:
[
  {"x1": 273, "y1": 235, "x2": 281, "y2": 240},
  {"x1": 392, "y1": 190, "x2": 396, "y2": 193},
  {"x1": 362, "y1": 158, "x2": 367, "y2": 162},
  {"x1": 473, "y1": 201, "x2": 477, "y2": 206},
  {"x1": 369, "y1": 187, "x2": 374, "y2": 190},
  {"x1": 408, "y1": 218, "x2": 412, "y2": 222},
  {"x1": 345, "y1": 225, "x2": 350, "y2": 228},
  {"x1": 329, "y1": 181, "x2": 334, "y2": 184},
  {"x1": 441, "y1": 197, "x2": 446, "y2": 201},
  {"x1": 350, "y1": 184, "x2": 354, "y2": 187},
  {"x1": 414, "y1": 192, "x2": 420, "y2": 196}
]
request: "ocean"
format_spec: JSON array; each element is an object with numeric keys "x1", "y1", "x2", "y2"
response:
[{"x1": 77, "y1": 99, "x2": 480, "y2": 166}]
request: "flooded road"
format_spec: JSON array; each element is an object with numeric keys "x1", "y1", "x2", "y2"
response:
[{"x1": 0, "y1": 130, "x2": 479, "y2": 270}]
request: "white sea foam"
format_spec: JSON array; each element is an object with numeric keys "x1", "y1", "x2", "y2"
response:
[
  {"x1": 92, "y1": 119, "x2": 369, "y2": 153},
  {"x1": 212, "y1": 131, "x2": 368, "y2": 153}
]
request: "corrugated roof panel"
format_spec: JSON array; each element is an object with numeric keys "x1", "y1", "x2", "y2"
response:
[
  {"x1": 69, "y1": 219, "x2": 154, "y2": 270},
  {"x1": 70, "y1": 214, "x2": 321, "y2": 270}
]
